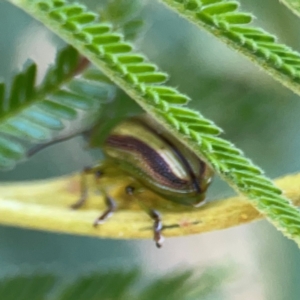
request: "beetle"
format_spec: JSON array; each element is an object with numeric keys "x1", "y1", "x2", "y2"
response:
[{"x1": 71, "y1": 114, "x2": 214, "y2": 248}]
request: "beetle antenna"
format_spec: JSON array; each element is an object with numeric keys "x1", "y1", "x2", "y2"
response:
[{"x1": 27, "y1": 128, "x2": 91, "y2": 157}]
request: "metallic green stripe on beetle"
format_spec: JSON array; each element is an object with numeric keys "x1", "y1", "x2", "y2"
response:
[{"x1": 72, "y1": 114, "x2": 214, "y2": 248}]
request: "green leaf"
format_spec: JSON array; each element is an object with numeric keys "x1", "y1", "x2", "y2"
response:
[
  {"x1": 280, "y1": 0, "x2": 300, "y2": 18},
  {"x1": 0, "y1": 266, "x2": 229, "y2": 300},
  {"x1": 0, "y1": 274, "x2": 56, "y2": 300},
  {"x1": 0, "y1": 46, "x2": 115, "y2": 169},
  {"x1": 58, "y1": 270, "x2": 139, "y2": 300},
  {"x1": 59, "y1": 267, "x2": 229, "y2": 300},
  {"x1": 158, "y1": 0, "x2": 300, "y2": 97}
]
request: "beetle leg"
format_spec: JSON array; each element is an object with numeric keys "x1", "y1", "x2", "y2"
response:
[
  {"x1": 71, "y1": 165, "x2": 117, "y2": 227},
  {"x1": 126, "y1": 185, "x2": 164, "y2": 248},
  {"x1": 71, "y1": 166, "x2": 102, "y2": 209},
  {"x1": 149, "y1": 209, "x2": 164, "y2": 248},
  {"x1": 93, "y1": 194, "x2": 117, "y2": 226}
]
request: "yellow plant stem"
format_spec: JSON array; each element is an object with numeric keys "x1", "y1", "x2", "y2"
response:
[{"x1": 0, "y1": 172, "x2": 299, "y2": 239}]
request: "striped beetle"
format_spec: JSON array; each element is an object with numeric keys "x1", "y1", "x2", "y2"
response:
[{"x1": 72, "y1": 114, "x2": 214, "y2": 247}]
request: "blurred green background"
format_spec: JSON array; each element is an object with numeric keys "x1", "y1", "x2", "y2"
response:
[{"x1": 1, "y1": 0, "x2": 300, "y2": 298}]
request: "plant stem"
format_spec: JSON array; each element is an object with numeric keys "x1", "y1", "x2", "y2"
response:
[{"x1": 0, "y1": 172, "x2": 299, "y2": 239}]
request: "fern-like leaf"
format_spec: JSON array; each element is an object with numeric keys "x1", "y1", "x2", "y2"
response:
[
  {"x1": 0, "y1": 267, "x2": 228, "y2": 299},
  {"x1": 0, "y1": 46, "x2": 115, "y2": 169},
  {"x1": 58, "y1": 270, "x2": 140, "y2": 300},
  {"x1": 281, "y1": 0, "x2": 300, "y2": 18},
  {"x1": 8, "y1": 0, "x2": 300, "y2": 246},
  {"x1": 158, "y1": 0, "x2": 300, "y2": 96},
  {"x1": 0, "y1": 274, "x2": 55, "y2": 300}
]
